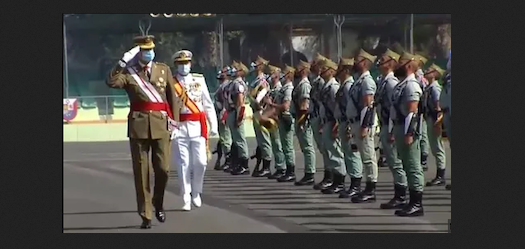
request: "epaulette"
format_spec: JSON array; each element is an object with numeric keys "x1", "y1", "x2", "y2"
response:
[{"x1": 191, "y1": 73, "x2": 204, "y2": 77}]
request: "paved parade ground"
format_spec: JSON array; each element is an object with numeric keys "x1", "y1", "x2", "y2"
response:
[{"x1": 63, "y1": 138, "x2": 451, "y2": 233}]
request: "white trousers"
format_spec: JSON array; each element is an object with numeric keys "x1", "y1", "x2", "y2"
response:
[{"x1": 172, "y1": 136, "x2": 207, "y2": 196}]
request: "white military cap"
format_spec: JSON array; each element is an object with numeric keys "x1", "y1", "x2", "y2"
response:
[{"x1": 172, "y1": 50, "x2": 193, "y2": 62}]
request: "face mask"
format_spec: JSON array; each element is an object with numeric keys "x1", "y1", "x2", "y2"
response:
[
  {"x1": 141, "y1": 50, "x2": 155, "y2": 62},
  {"x1": 178, "y1": 64, "x2": 191, "y2": 76}
]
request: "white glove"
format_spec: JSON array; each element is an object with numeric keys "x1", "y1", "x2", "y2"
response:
[
  {"x1": 170, "y1": 130, "x2": 176, "y2": 140},
  {"x1": 209, "y1": 130, "x2": 219, "y2": 137},
  {"x1": 121, "y1": 46, "x2": 140, "y2": 64}
]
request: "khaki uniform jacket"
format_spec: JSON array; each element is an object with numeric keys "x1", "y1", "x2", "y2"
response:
[{"x1": 107, "y1": 61, "x2": 181, "y2": 139}]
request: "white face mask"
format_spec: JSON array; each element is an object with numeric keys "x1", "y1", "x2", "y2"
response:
[{"x1": 178, "y1": 64, "x2": 191, "y2": 75}]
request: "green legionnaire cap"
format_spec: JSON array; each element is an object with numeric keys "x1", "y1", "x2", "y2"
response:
[
  {"x1": 268, "y1": 64, "x2": 281, "y2": 74},
  {"x1": 133, "y1": 35, "x2": 156, "y2": 49},
  {"x1": 338, "y1": 57, "x2": 354, "y2": 66},
  {"x1": 415, "y1": 53, "x2": 429, "y2": 65},
  {"x1": 356, "y1": 48, "x2": 377, "y2": 63},
  {"x1": 428, "y1": 63, "x2": 445, "y2": 76},
  {"x1": 319, "y1": 58, "x2": 338, "y2": 71},
  {"x1": 383, "y1": 49, "x2": 401, "y2": 62},
  {"x1": 282, "y1": 64, "x2": 296, "y2": 75},
  {"x1": 232, "y1": 60, "x2": 249, "y2": 72},
  {"x1": 255, "y1": 56, "x2": 269, "y2": 65},
  {"x1": 296, "y1": 60, "x2": 311, "y2": 70},
  {"x1": 399, "y1": 52, "x2": 417, "y2": 63}
]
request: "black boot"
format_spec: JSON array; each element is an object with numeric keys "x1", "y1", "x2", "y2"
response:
[
  {"x1": 313, "y1": 170, "x2": 333, "y2": 190},
  {"x1": 213, "y1": 141, "x2": 223, "y2": 170},
  {"x1": 322, "y1": 174, "x2": 345, "y2": 194},
  {"x1": 221, "y1": 152, "x2": 232, "y2": 171},
  {"x1": 268, "y1": 168, "x2": 286, "y2": 179},
  {"x1": 254, "y1": 159, "x2": 272, "y2": 177},
  {"x1": 339, "y1": 177, "x2": 361, "y2": 198},
  {"x1": 395, "y1": 190, "x2": 424, "y2": 217},
  {"x1": 351, "y1": 181, "x2": 377, "y2": 203},
  {"x1": 277, "y1": 164, "x2": 296, "y2": 182},
  {"x1": 426, "y1": 168, "x2": 446, "y2": 186},
  {"x1": 445, "y1": 184, "x2": 451, "y2": 190},
  {"x1": 224, "y1": 146, "x2": 237, "y2": 173},
  {"x1": 231, "y1": 158, "x2": 250, "y2": 175},
  {"x1": 380, "y1": 184, "x2": 408, "y2": 209},
  {"x1": 251, "y1": 147, "x2": 262, "y2": 177},
  {"x1": 294, "y1": 173, "x2": 315, "y2": 186},
  {"x1": 421, "y1": 154, "x2": 428, "y2": 171},
  {"x1": 140, "y1": 218, "x2": 152, "y2": 229}
]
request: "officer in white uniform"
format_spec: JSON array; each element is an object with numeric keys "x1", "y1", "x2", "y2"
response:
[{"x1": 170, "y1": 50, "x2": 218, "y2": 211}]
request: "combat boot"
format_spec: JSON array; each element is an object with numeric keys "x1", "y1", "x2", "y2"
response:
[
  {"x1": 224, "y1": 146, "x2": 237, "y2": 173},
  {"x1": 251, "y1": 147, "x2": 262, "y2": 177},
  {"x1": 213, "y1": 141, "x2": 223, "y2": 170},
  {"x1": 231, "y1": 158, "x2": 250, "y2": 175},
  {"x1": 339, "y1": 177, "x2": 361, "y2": 198},
  {"x1": 254, "y1": 159, "x2": 271, "y2": 177},
  {"x1": 426, "y1": 168, "x2": 446, "y2": 186},
  {"x1": 313, "y1": 170, "x2": 333, "y2": 190},
  {"x1": 277, "y1": 164, "x2": 296, "y2": 182},
  {"x1": 294, "y1": 173, "x2": 315, "y2": 186},
  {"x1": 321, "y1": 174, "x2": 345, "y2": 194},
  {"x1": 268, "y1": 168, "x2": 285, "y2": 179},
  {"x1": 380, "y1": 184, "x2": 408, "y2": 209},
  {"x1": 395, "y1": 190, "x2": 424, "y2": 217},
  {"x1": 351, "y1": 181, "x2": 377, "y2": 203},
  {"x1": 221, "y1": 152, "x2": 232, "y2": 171},
  {"x1": 421, "y1": 154, "x2": 428, "y2": 171}
]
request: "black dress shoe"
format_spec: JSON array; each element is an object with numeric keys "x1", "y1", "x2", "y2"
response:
[
  {"x1": 351, "y1": 181, "x2": 377, "y2": 203},
  {"x1": 268, "y1": 169, "x2": 285, "y2": 179},
  {"x1": 313, "y1": 170, "x2": 333, "y2": 190},
  {"x1": 339, "y1": 177, "x2": 361, "y2": 198},
  {"x1": 380, "y1": 184, "x2": 407, "y2": 209},
  {"x1": 254, "y1": 159, "x2": 271, "y2": 177},
  {"x1": 445, "y1": 184, "x2": 451, "y2": 190},
  {"x1": 155, "y1": 210, "x2": 166, "y2": 223},
  {"x1": 322, "y1": 174, "x2": 345, "y2": 194},
  {"x1": 294, "y1": 173, "x2": 315, "y2": 186},
  {"x1": 140, "y1": 219, "x2": 152, "y2": 229},
  {"x1": 231, "y1": 158, "x2": 250, "y2": 175},
  {"x1": 277, "y1": 164, "x2": 296, "y2": 182},
  {"x1": 395, "y1": 190, "x2": 424, "y2": 217},
  {"x1": 426, "y1": 168, "x2": 446, "y2": 186}
]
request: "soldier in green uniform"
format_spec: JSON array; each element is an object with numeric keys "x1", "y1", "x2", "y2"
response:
[
  {"x1": 292, "y1": 60, "x2": 317, "y2": 186},
  {"x1": 227, "y1": 61, "x2": 251, "y2": 175},
  {"x1": 423, "y1": 64, "x2": 448, "y2": 187},
  {"x1": 106, "y1": 35, "x2": 179, "y2": 229},
  {"x1": 415, "y1": 54, "x2": 430, "y2": 170},
  {"x1": 317, "y1": 58, "x2": 346, "y2": 194},
  {"x1": 334, "y1": 57, "x2": 364, "y2": 199},
  {"x1": 441, "y1": 51, "x2": 452, "y2": 190},
  {"x1": 267, "y1": 65, "x2": 296, "y2": 182},
  {"x1": 374, "y1": 49, "x2": 408, "y2": 209},
  {"x1": 248, "y1": 56, "x2": 273, "y2": 177},
  {"x1": 347, "y1": 49, "x2": 380, "y2": 204},
  {"x1": 310, "y1": 54, "x2": 334, "y2": 191},
  {"x1": 390, "y1": 52, "x2": 425, "y2": 216},
  {"x1": 213, "y1": 66, "x2": 233, "y2": 171},
  {"x1": 263, "y1": 65, "x2": 286, "y2": 177}
]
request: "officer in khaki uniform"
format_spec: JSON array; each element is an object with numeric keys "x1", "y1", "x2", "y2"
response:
[
  {"x1": 390, "y1": 52, "x2": 425, "y2": 217},
  {"x1": 267, "y1": 65, "x2": 296, "y2": 182},
  {"x1": 334, "y1": 57, "x2": 364, "y2": 199},
  {"x1": 310, "y1": 54, "x2": 334, "y2": 191},
  {"x1": 292, "y1": 61, "x2": 317, "y2": 186},
  {"x1": 248, "y1": 56, "x2": 273, "y2": 177},
  {"x1": 264, "y1": 65, "x2": 286, "y2": 177},
  {"x1": 347, "y1": 49, "x2": 380, "y2": 204},
  {"x1": 213, "y1": 66, "x2": 233, "y2": 171},
  {"x1": 317, "y1": 58, "x2": 346, "y2": 194},
  {"x1": 415, "y1": 53, "x2": 430, "y2": 170},
  {"x1": 227, "y1": 61, "x2": 251, "y2": 175},
  {"x1": 375, "y1": 49, "x2": 408, "y2": 209},
  {"x1": 106, "y1": 35, "x2": 180, "y2": 229},
  {"x1": 423, "y1": 64, "x2": 447, "y2": 187}
]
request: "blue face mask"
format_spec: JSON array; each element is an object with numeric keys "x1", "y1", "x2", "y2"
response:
[{"x1": 141, "y1": 50, "x2": 155, "y2": 62}]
